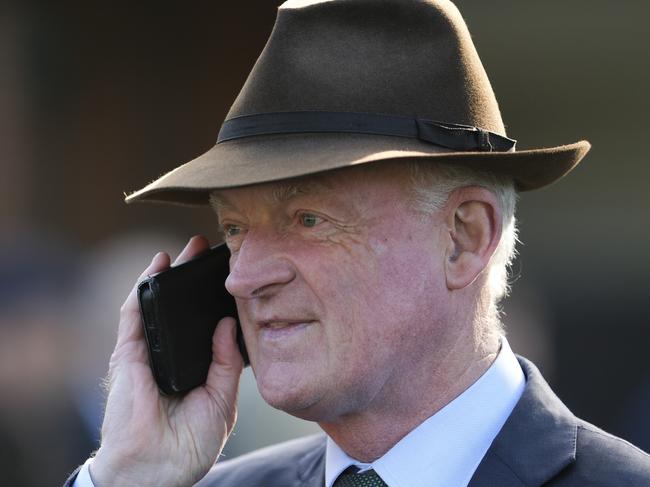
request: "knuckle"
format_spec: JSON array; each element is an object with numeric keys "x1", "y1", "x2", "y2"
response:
[
  {"x1": 119, "y1": 300, "x2": 132, "y2": 316},
  {"x1": 107, "y1": 350, "x2": 122, "y2": 374}
]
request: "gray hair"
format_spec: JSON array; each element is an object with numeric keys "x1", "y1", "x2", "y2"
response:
[{"x1": 407, "y1": 161, "x2": 519, "y2": 336}]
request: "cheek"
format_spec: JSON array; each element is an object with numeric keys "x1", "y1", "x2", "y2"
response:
[
  {"x1": 356, "y1": 237, "x2": 447, "y2": 344},
  {"x1": 308, "y1": 223, "x2": 443, "y2": 321}
]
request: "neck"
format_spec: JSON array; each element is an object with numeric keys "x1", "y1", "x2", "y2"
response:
[{"x1": 318, "y1": 323, "x2": 500, "y2": 462}]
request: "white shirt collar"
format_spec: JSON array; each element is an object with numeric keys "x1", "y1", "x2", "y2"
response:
[{"x1": 325, "y1": 337, "x2": 525, "y2": 487}]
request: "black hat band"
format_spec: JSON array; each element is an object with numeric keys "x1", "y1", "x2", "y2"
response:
[{"x1": 217, "y1": 111, "x2": 516, "y2": 153}]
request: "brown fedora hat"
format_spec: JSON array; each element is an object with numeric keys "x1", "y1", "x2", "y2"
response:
[{"x1": 126, "y1": 0, "x2": 590, "y2": 206}]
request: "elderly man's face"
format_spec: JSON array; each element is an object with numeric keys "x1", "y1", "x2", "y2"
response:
[{"x1": 214, "y1": 164, "x2": 450, "y2": 421}]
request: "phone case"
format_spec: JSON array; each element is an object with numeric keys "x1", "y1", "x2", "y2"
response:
[{"x1": 137, "y1": 244, "x2": 249, "y2": 395}]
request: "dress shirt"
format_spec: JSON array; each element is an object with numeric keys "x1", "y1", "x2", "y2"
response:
[
  {"x1": 72, "y1": 457, "x2": 94, "y2": 487},
  {"x1": 73, "y1": 338, "x2": 524, "y2": 487},
  {"x1": 325, "y1": 337, "x2": 525, "y2": 487}
]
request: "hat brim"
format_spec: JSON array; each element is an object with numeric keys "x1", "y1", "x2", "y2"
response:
[{"x1": 125, "y1": 133, "x2": 590, "y2": 206}]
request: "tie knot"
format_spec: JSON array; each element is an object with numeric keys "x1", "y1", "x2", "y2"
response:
[{"x1": 333, "y1": 466, "x2": 388, "y2": 487}]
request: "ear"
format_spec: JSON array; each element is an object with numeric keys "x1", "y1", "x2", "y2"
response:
[{"x1": 444, "y1": 186, "x2": 502, "y2": 291}]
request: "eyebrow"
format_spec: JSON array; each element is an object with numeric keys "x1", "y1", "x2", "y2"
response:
[{"x1": 209, "y1": 180, "x2": 332, "y2": 215}]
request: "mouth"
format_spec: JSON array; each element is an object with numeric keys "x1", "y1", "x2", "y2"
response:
[
  {"x1": 257, "y1": 319, "x2": 316, "y2": 339},
  {"x1": 260, "y1": 320, "x2": 314, "y2": 329}
]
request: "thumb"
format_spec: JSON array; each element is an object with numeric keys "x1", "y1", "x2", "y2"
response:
[
  {"x1": 203, "y1": 317, "x2": 244, "y2": 417},
  {"x1": 212, "y1": 317, "x2": 245, "y2": 370}
]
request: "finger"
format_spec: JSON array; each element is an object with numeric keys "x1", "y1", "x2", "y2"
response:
[
  {"x1": 117, "y1": 251, "x2": 171, "y2": 347},
  {"x1": 122, "y1": 251, "x2": 171, "y2": 313},
  {"x1": 203, "y1": 317, "x2": 244, "y2": 415},
  {"x1": 120, "y1": 234, "x2": 207, "y2": 324},
  {"x1": 172, "y1": 235, "x2": 210, "y2": 266}
]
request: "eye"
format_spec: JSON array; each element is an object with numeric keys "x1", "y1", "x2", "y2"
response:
[
  {"x1": 223, "y1": 224, "x2": 242, "y2": 237},
  {"x1": 298, "y1": 212, "x2": 323, "y2": 228}
]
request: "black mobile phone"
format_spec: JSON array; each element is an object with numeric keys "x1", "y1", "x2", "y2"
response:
[{"x1": 137, "y1": 243, "x2": 249, "y2": 395}]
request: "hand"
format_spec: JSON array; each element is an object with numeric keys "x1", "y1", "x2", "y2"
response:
[{"x1": 90, "y1": 236, "x2": 244, "y2": 487}]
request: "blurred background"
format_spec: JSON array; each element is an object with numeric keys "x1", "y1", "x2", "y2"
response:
[{"x1": 1, "y1": 1, "x2": 648, "y2": 485}]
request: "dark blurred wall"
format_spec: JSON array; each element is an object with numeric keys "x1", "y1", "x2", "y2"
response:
[
  {"x1": 21, "y1": 2, "x2": 282, "y2": 244},
  {"x1": 2, "y1": 1, "x2": 649, "y2": 484}
]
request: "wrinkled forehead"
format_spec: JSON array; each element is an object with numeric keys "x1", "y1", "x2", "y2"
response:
[
  {"x1": 210, "y1": 178, "x2": 334, "y2": 214},
  {"x1": 210, "y1": 162, "x2": 412, "y2": 214}
]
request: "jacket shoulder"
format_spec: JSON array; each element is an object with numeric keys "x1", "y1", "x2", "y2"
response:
[
  {"x1": 195, "y1": 434, "x2": 326, "y2": 487},
  {"x1": 553, "y1": 420, "x2": 650, "y2": 486},
  {"x1": 472, "y1": 357, "x2": 650, "y2": 487}
]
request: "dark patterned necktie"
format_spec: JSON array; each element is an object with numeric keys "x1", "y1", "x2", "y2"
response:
[{"x1": 333, "y1": 466, "x2": 388, "y2": 487}]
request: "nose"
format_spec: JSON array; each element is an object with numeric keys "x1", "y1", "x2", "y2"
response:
[{"x1": 225, "y1": 231, "x2": 296, "y2": 300}]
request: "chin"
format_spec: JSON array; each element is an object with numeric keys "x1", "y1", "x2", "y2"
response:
[
  {"x1": 255, "y1": 374, "x2": 327, "y2": 420},
  {"x1": 259, "y1": 380, "x2": 357, "y2": 423}
]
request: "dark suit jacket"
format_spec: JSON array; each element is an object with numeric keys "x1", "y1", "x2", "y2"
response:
[{"x1": 65, "y1": 357, "x2": 650, "y2": 486}]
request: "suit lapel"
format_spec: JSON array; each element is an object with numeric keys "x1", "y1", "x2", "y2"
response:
[
  {"x1": 469, "y1": 357, "x2": 577, "y2": 487},
  {"x1": 296, "y1": 436, "x2": 326, "y2": 487}
]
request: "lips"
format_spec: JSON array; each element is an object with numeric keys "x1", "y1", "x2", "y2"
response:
[
  {"x1": 263, "y1": 321, "x2": 301, "y2": 329},
  {"x1": 259, "y1": 320, "x2": 314, "y2": 330},
  {"x1": 255, "y1": 319, "x2": 316, "y2": 341}
]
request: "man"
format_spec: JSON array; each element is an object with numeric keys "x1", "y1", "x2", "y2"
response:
[{"x1": 66, "y1": 0, "x2": 650, "y2": 485}]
